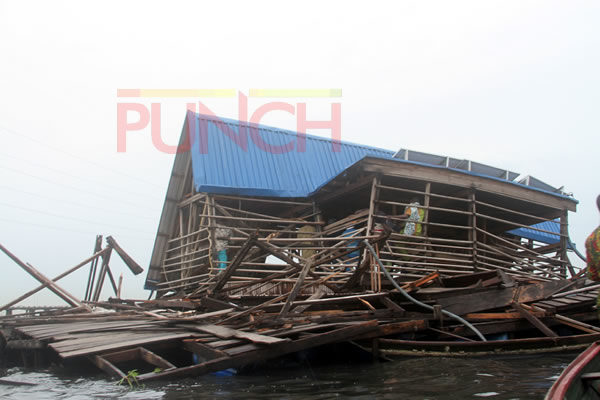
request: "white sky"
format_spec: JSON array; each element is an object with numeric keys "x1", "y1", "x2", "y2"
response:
[{"x1": 0, "y1": 1, "x2": 598, "y2": 306}]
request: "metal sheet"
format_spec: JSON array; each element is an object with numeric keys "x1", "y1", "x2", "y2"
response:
[
  {"x1": 187, "y1": 112, "x2": 394, "y2": 198},
  {"x1": 507, "y1": 220, "x2": 561, "y2": 244}
]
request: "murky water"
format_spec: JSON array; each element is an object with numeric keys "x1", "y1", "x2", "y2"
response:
[{"x1": 0, "y1": 353, "x2": 577, "y2": 399}]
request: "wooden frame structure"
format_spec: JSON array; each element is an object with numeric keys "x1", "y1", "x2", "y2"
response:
[{"x1": 147, "y1": 155, "x2": 578, "y2": 298}]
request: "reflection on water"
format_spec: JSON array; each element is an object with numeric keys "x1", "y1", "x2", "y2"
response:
[{"x1": 0, "y1": 353, "x2": 578, "y2": 399}]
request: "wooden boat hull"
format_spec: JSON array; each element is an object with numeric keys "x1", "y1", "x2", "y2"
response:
[
  {"x1": 546, "y1": 341, "x2": 600, "y2": 400},
  {"x1": 370, "y1": 333, "x2": 600, "y2": 357}
]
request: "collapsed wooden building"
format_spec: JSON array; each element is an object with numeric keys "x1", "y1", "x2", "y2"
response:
[
  {"x1": 146, "y1": 112, "x2": 580, "y2": 296},
  {"x1": 1, "y1": 112, "x2": 596, "y2": 382}
]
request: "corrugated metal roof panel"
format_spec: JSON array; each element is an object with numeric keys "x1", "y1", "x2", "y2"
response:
[
  {"x1": 187, "y1": 112, "x2": 394, "y2": 198},
  {"x1": 507, "y1": 220, "x2": 561, "y2": 244}
]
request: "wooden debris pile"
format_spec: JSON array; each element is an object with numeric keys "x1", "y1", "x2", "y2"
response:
[{"x1": 0, "y1": 234, "x2": 599, "y2": 381}]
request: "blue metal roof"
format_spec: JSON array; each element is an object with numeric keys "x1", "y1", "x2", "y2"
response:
[
  {"x1": 186, "y1": 112, "x2": 394, "y2": 197},
  {"x1": 507, "y1": 220, "x2": 562, "y2": 244},
  {"x1": 185, "y1": 112, "x2": 576, "y2": 203},
  {"x1": 507, "y1": 220, "x2": 577, "y2": 250}
]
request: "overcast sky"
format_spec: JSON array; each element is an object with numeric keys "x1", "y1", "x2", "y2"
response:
[{"x1": 0, "y1": 1, "x2": 598, "y2": 306}]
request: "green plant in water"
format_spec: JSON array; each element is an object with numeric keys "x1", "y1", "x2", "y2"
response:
[
  {"x1": 153, "y1": 367, "x2": 162, "y2": 373},
  {"x1": 118, "y1": 369, "x2": 140, "y2": 388}
]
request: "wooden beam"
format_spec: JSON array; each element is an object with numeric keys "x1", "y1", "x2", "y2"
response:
[
  {"x1": 106, "y1": 236, "x2": 144, "y2": 275},
  {"x1": 183, "y1": 324, "x2": 288, "y2": 345},
  {"x1": 279, "y1": 260, "x2": 314, "y2": 318},
  {"x1": 511, "y1": 302, "x2": 557, "y2": 337},
  {"x1": 380, "y1": 296, "x2": 406, "y2": 314},
  {"x1": 92, "y1": 247, "x2": 113, "y2": 302},
  {"x1": 84, "y1": 235, "x2": 103, "y2": 302},
  {"x1": 1, "y1": 247, "x2": 108, "y2": 312},
  {"x1": 89, "y1": 355, "x2": 126, "y2": 379},
  {"x1": 208, "y1": 232, "x2": 257, "y2": 295},
  {"x1": 139, "y1": 347, "x2": 176, "y2": 370},
  {"x1": 182, "y1": 339, "x2": 228, "y2": 361},
  {"x1": 291, "y1": 287, "x2": 326, "y2": 314},
  {"x1": 426, "y1": 279, "x2": 572, "y2": 315},
  {"x1": 0, "y1": 243, "x2": 85, "y2": 309},
  {"x1": 362, "y1": 158, "x2": 576, "y2": 212},
  {"x1": 139, "y1": 321, "x2": 379, "y2": 382}
]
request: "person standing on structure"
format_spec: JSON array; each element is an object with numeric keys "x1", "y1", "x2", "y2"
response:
[
  {"x1": 402, "y1": 197, "x2": 425, "y2": 236},
  {"x1": 586, "y1": 195, "x2": 600, "y2": 314}
]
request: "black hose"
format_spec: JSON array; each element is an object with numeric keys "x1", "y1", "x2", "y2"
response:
[{"x1": 363, "y1": 240, "x2": 487, "y2": 342}]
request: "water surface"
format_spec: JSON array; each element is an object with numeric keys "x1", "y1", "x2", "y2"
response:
[{"x1": 0, "y1": 353, "x2": 578, "y2": 399}]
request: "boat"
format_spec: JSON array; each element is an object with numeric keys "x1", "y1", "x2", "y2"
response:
[{"x1": 546, "y1": 341, "x2": 600, "y2": 399}]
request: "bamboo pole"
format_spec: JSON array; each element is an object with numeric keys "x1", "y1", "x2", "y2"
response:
[
  {"x1": 0, "y1": 247, "x2": 108, "y2": 311},
  {"x1": 0, "y1": 243, "x2": 86, "y2": 309},
  {"x1": 376, "y1": 184, "x2": 471, "y2": 203},
  {"x1": 475, "y1": 212, "x2": 568, "y2": 237},
  {"x1": 475, "y1": 199, "x2": 560, "y2": 223}
]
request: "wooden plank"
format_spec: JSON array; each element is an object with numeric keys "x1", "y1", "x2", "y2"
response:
[
  {"x1": 339, "y1": 257, "x2": 371, "y2": 292},
  {"x1": 357, "y1": 320, "x2": 428, "y2": 339},
  {"x1": 139, "y1": 347, "x2": 176, "y2": 370},
  {"x1": 139, "y1": 320, "x2": 379, "y2": 382},
  {"x1": 51, "y1": 332, "x2": 164, "y2": 352},
  {"x1": 291, "y1": 287, "x2": 325, "y2": 314},
  {"x1": 207, "y1": 339, "x2": 243, "y2": 349},
  {"x1": 200, "y1": 297, "x2": 240, "y2": 311},
  {"x1": 279, "y1": 260, "x2": 314, "y2": 318},
  {"x1": 5, "y1": 339, "x2": 45, "y2": 350},
  {"x1": 430, "y1": 279, "x2": 572, "y2": 315},
  {"x1": 512, "y1": 302, "x2": 557, "y2": 337},
  {"x1": 465, "y1": 312, "x2": 534, "y2": 320},
  {"x1": 55, "y1": 332, "x2": 194, "y2": 358},
  {"x1": 177, "y1": 308, "x2": 236, "y2": 321},
  {"x1": 537, "y1": 300, "x2": 571, "y2": 308},
  {"x1": 17, "y1": 320, "x2": 161, "y2": 340},
  {"x1": 99, "y1": 347, "x2": 140, "y2": 363},
  {"x1": 89, "y1": 355, "x2": 126, "y2": 379},
  {"x1": 183, "y1": 339, "x2": 228, "y2": 360},
  {"x1": 106, "y1": 236, "x2": 144, "y2": 275},
  {"x1": 183, "y1": 324, "x2": 288, "y2": 345},
  {"x1": 380, "y1": 296, "x2": 406, "y2": 314}
]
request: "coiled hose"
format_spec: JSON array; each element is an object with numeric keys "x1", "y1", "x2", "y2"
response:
[{"x1": 363, "y1": 240, "x2": 487, "y2": 342}]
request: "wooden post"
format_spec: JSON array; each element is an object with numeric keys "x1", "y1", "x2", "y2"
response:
[
  {"x1": 559, "y1": 209, "x2": 573, "y2": 278},
  {"x1": 366, "y1": 176, "x2": 380, "y2": 292},
  {"x1": 92, "y1": 247, "x2": 113, "y2": 302},
  {"x1": 422, "y1": 182, "x2": 432, "y2": 262},
  {"x1": 208, "y1": 195, "x2": 217, "y2": 276},
  {"x1": 422, "y1": 182, "x2": 431, "y2": 237},
  {"x1": 0, "y1": 243, "x2": 85, "y2": 309},
  {"x1": 117, "y1": 274, "x2": 123, "y2": 299},
  {"x1": 470, "y1": 190, "x2": 478, "y2": 272},
  {"x1": 84, "y1": 235, "x2": 103, "y2": 302}
]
